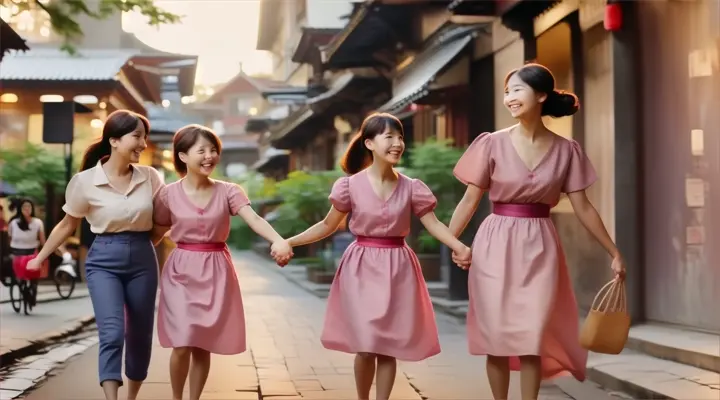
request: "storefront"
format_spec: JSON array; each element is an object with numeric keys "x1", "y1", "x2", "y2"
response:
[{"x1": 637, "y1": 0, "x2": 720, "y2": 333}]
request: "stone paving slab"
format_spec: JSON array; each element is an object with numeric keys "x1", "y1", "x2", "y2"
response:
[{"x1": 19, "y1": 250, "x2": 618, "y2": 400}]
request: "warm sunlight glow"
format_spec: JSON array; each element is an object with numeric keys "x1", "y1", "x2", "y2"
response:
[
  {"x1": 121, "y1": 1, "x2": 272, "y2": 85},
  {"x1": 39, "y1": 95, "x2": 64, "y2": 103},
  {"x1": 0, "y1": 93, "x2": 19, "y2": 103},
  {"x1": 74, "y1": 95, "x2": 99, "y2": 104},
  {"x1": 90, "y1": 119, "x2": 104, "y2": 129}
]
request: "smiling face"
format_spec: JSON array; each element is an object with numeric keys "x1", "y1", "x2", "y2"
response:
[
  {"x1": 178, "y1": 134, "x2": 220, "y2": 178},
  {"x1": 503, "y1": 72, "x2": 547, "y2": 120},
  {"x1": 109, "y1": 120, "x2": 147, "y2": 163},
  {"x1": 365, "y1": 124, "x2": 405, "y2": 167}
]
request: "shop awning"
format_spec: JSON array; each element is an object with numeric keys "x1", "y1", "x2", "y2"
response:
[
  {"x1": 378, "y1": 32, "x2": 474, "y2": 114},
  {"x1": 251, "y1": 147, "x2": 290, "y2": 171},
  {"x1": 0, "y1": 18, "x2": 29, "y2": 62},
  {"x1": 268, "y1": 106, "x2": 318, "y2": 149},
  {"x1": 306, "y1": 72, "x2": 355, "y2": 105}
]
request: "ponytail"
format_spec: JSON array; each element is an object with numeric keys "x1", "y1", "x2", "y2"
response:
[
  {"x1": 339, "y1": 132, "x2": 371, "y2": 175},
  {"x1": 80, "y1": 138, "x2": 111, "y2": 171}
]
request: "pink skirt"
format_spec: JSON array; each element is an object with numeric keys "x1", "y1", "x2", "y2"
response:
[{"x1": 321, "y1": 236, "x2": 440, "y2": 361}]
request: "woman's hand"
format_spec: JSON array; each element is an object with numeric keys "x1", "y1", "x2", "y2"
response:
[
  {"x1": 611, "y1": 254, "x2": 626, "y2": 280},
  {"x1": 26, "y1": 257, "x2": 42, "y2": 271},
  {"x1": 451, "y1": 246, "x2": 472, "y2": 270},
  {"x1": 270, "y1": 240, "x2": 293, "y2": 267}
]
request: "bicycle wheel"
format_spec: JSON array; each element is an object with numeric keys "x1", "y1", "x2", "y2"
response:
[
  {"x1": 55, "y1": 271, "x2": 75, "y2": 299},
  {"x1": 9, "y1": 280, "x2": 22, "y2": 313}
]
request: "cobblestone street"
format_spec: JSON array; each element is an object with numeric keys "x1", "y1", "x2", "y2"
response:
[{"x1": 18, "y1": 251, "x2": 615, "y2": 400}]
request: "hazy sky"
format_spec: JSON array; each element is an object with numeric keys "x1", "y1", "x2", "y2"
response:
[{"x1": 122, "y1": 0, "x2": 273, "y2": 85}]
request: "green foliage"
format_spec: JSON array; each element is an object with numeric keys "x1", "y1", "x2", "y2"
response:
[
  {"x1": 4, "y1": 0, "x2": 181, "y2": 54},
  {"x1": 226, "y1": 171, "x2": 281, "y2": 250},
  {"x1": 0, "y1": 143, "x2": 67, "y2": 203},
  {"x1": 405, "y1": 139, "x2": 465, "y2": 253},
  {"x1": 272, "y1": 170, "x2": 343, "y2": 238}
]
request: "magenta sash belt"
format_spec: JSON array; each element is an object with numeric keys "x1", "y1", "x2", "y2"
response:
[
  {"x1": 492, "y1": 202, "x2": 550, "y2": 218},
  {"x1": 176, "y1": 242, "x2": 227, "y2": 252},
  {"x1": 355, "y1": 236, "x2": 405, "y2": 248}
]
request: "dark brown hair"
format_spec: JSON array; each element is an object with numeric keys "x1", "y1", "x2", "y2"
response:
[
  {"x1": 80, "y1": 110, "x2": 150, "y2": 171},
  {"x1": 505, "y1": 63, "x2": 580, "y2": 118},
  {"x1": 339, "y1": 112, "x2": 404, "y2": 175},
  {"x1": 172, "y1": 124, "x2": 222, "y2": 176}
]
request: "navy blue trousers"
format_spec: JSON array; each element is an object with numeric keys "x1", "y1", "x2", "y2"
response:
[{"x1": 85, "y1": 231, "x2": 158, "y2": 385}]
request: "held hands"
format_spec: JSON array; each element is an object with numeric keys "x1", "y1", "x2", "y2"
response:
[
  {"x1": 451, "y1": 246, "x2": 472, "y2": 270},
  {"x1": 270, "y1": 240, "x2": 293, "y2": 267}
]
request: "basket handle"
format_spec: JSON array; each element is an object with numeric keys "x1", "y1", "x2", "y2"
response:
[{"x1": 590, "y1": 278, "x2": 627, "y2": 313}]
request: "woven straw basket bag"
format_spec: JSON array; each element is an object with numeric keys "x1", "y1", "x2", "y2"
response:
[{"x1": 579, "y1": 278, "x2": 630, "y2": 354}]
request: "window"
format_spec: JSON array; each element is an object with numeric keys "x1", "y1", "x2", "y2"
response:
[{"x1": 229, "y1": 96, "x2": 253, "y2": 116}]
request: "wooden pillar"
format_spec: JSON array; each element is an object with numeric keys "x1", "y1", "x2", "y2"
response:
[{"x1": 611, "y1": 1, "x2": 644, "y2": 323}]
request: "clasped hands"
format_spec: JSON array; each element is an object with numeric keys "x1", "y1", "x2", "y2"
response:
[
  {"x1": 271, "y1": 240, "x2": 293, "y2": 267},
  {"x1": 452, "y1": 246, "x2": 472, "y2": 270}
]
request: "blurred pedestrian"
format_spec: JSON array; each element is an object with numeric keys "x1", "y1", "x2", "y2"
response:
[
  {"x1": 151, "y1": 124, "x2": 292, "y2": 400},
  {"x1": 8, "y1": 199, "x2": 47, "y2": 286},
  {"x1": 449, "y1": 63, "x2": 626, "y2": 399},
  {"x1": 281, "y1": 113, "x2": 471, "y2": 400},
  {"x1": 27, "y1": 110, "x2": 164, "y2": 400}
]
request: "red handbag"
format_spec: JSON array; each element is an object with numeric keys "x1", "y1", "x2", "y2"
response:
[{"x1": 12, "y1": 252, "x2": 48, "y2": 280}]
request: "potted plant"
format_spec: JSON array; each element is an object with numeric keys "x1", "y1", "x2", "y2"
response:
[
  {"x1": 406, "y1": 139, "x2": 465, "y2": 282},
  {"x1": 416, "y1": 231, "x2": 442, "y2": 281}
]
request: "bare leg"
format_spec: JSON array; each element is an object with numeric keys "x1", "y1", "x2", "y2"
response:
[
  {"x1": 486, "y1": 355, "x2": 510, "y2": 400},
  {"x1": 125, "y1": 379, "x2": 143, "y2": 400},
  {"x1": 188, "y1": 347, "x2": 212, "y2": 400},
  {"x1": 519, "y1": 355, "x2": 542, "y2": 400},
  {"x1": 170, "y1": 347, "x2": 192, "y2": 400},
  {"x1": 354, "y1": 352, "x2": 376, "y2": 400},
  {"x1": 100, "y1": 380, "x2": 120, "y2": 400},
  {"x1": 375, "y1": 354, "x2": 397, "y2": 400}
]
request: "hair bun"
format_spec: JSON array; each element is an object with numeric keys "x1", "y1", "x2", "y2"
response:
[{"x1": 543, "y1": 90, "x2": 580, "y2": 118}]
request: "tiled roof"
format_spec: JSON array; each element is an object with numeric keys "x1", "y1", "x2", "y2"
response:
[{"x1": 0, "y1": 48, "x2": 136, "y2": 81}]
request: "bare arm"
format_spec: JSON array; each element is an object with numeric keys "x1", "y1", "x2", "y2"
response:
[
  {"x1": 150, "y1": 225, "x2": 171, "y2": 246},
  {"x1": 419, "y1": 211, "x2": 470, "y2": 254},
  {"x1": 237, "y1": 205, "x2": 285, "y2": 244},
  {"x1": 37, "y1": 223, "x2": 46, "y2": 247},
  {"x1": 567, "y1": 190, "x2": 619, "y2": 258},
  {"x1": 449, "y1": 185, "x2": 484, "y2": 237},
  {"x1": 34, "y1": 215, "x2": 80, "y2": 263},
  {"x1": 287, "y1": 207, "x2": 347, "y2": 248}
]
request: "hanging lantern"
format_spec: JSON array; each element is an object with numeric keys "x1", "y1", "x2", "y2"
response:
[{"x1": 604, "y1": 0, "x2": 623, "y2": 32}]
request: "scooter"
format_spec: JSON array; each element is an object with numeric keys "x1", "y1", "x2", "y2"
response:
[{"x1": 54, "y1": 252, "x2": 77, "y2": 299}]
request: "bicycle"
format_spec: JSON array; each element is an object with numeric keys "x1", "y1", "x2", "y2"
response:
[
  {"x1": 54, "y1": 256, "x2": 77, "y2": 299},
  {"x1": 8, "y1": 274, "x2": 37, "y2": 315}
]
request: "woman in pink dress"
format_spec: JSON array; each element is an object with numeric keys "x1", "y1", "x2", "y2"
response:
[
  {"x1": 280, "y1": 113, "x2": 472, "y2": 400},
  {"x1": 449, "y1": 63, "x2": 627, "y2": 399},
  {"x1": 152, "y1": 125, "x2": 292, "y2": 400}
]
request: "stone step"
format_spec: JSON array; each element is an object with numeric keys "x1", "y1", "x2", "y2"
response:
[
  {"x1": 587, "y1": 350, "x2": 719, "y2": 399},
  {"x1": 626, "y1": 323, "x2": 720, "y2": 373}
]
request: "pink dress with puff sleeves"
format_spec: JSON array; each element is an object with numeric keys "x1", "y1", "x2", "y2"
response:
[
  {"x1": 153, "y1": 180, "x2": 248, "y2": 354},
  {"x1": 454, "y1": 130, "x2": 596, "y2": 381},
  {"x1": 320, "y1": 170, "x2": 441, "y2": 361}
]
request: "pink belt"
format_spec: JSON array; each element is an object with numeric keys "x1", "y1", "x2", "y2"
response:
[
  {"x1": 492, "y1": 202, "x2": 550, "y2": 218},
  {"x1": 176, "y1": 242, "x2": 227, "y2": 252},
  {"x1": 356, "y1": 236, "x2": 405, "y2": 248}
]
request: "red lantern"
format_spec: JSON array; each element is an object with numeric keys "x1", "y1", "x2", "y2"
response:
[{"x1": 604, "y1": 1, "x2": 622, "y2": 32}]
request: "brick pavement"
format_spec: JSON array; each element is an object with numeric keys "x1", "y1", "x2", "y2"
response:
[{"x1": 21, "y1": 250, "x2": 605, "y2": 400}]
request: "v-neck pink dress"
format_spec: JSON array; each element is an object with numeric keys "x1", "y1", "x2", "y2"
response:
[
  {"x1": 321, "y1": 170, "x2": 441, "y2": 361},
  {"x1": 454, "y1": 130, "x2": 594, "y2": 381},
  {"x1": 153, "y1": 180, "x2": 249, "y2": 354}
]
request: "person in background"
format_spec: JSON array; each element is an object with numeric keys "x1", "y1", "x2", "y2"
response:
[
  {"x1": 449, "y1": 63, "x2": 626, "y2": 400},
  {"x1": 281, "y1": 113, "x2": 472, "y2": 400},
  {"x1": 0, "y1": 204, "x2": 7, "y2": 232},
  {"x1": 151, "y1": 124, "x2": 292, "y2": 400},
  {"x1": 26, "y1": 110, "x2": 164, "y2": 400}
]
